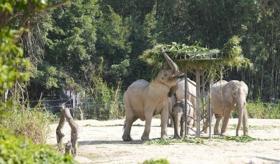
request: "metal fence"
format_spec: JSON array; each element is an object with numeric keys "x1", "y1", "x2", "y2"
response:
[{"x1": 29, "y1": 98, "x2": 124, "y2": 120}]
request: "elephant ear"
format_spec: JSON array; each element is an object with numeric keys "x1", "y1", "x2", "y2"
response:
[{"x1": 240, "y1": 81, "x2": 249, "y2": 96}]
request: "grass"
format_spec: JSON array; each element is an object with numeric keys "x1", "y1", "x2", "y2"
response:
[
  {"x1": 246, "y1": 101, "x2": 280, "y2": 119},
  {"x1": 0, "y1": 101, "x2": 54, "y2": 144},
  {"x1": 222, "y1": 135, "x2": 256, "y2": 142},
  {"x1": 142, "y1": 158, "x2": 170, "y2": 164},
  {"x1": 145, "y1": 137, "x2": 205, "y2": 145},
  {"x1": 231, "y1": 101, "x2": 280, "y2": 119},
  {"x1": 146, "y1": 135, "x2": 262, "y2": 145}
]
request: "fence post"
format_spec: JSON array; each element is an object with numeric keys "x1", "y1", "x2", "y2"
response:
[{"x1": 195, "y1": 70, "x2": 201, "y2": 137}]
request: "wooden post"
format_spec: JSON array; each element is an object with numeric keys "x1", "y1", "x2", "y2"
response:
[
  {"x1": 202, "y1": 73, "x2": 206, "y2": 127},
  {"x1": 208, "y1": 79, "x2": 213, "y2": 138},
  {"x1": 195, "y1": 70, "x2": 201, "y2": 137},
  {"x1": 184, "y1": 73, "x2": 189, "y2": 137}
]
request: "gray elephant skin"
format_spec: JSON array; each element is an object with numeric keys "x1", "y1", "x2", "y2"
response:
[
  {"x1": 168, "y1": 78, "x2": 196, "y2": 127},
  {"x1": 204, "y1": 80, "x2": 249, "y2": 136},
  {"x1": 122, "y1": 53, "x2": 182, "y2": 141},
  {"x1": 170, "y1": 99, "x2": 194, "y2": 138},
  {"x1": 169, "y1": 78, "x2": 196, "y2": 110}
]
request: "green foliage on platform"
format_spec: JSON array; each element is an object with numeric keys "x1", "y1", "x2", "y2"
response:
[{"x1": 140, "y1": 36, "x2": 252, "y2": 74}]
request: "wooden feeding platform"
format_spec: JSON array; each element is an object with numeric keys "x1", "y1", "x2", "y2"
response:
[
  {"x1": 141, "y1": 39, "x2": 251, "y2": 138},
  {"x1": 170, "y1": 49, "x2": 224, "y2": 138}
]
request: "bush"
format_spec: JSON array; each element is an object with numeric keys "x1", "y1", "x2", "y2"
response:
[
  {"x1": 0, "y1": 129, "x2": 73, "y2": 163},
  {"x1": 83, "y1": 75, "x2": 124, "y2": 120},
  {"x1": 0, "y1": 101, "x2": 53, "y2": 144},
  {"x1": 247, "y1": 101, "x2": 280, "y2": 119}
]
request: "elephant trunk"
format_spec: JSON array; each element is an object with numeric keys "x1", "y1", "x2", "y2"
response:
[
  {"x1": 236, "y1": 97, "x2": 246, "y2": 136},
  {"x1": 163, "y1": 52, "x2": 179, "y2": 75},
  {"x1": 242, "y1": 106, "x2": 249, "y2": 136}
]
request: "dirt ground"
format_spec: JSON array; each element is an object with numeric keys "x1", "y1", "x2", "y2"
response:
[{"x1": 47, "y1": 118, "x2": 280, "y2": 164}]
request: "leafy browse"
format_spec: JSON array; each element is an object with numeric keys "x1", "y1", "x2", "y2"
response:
[
  {"x1": 140, "y1": 36, "x2": 252, "y2": 74},
  {"x1": 143, "y1": 158, "x2": 170, "y2": 164},
  {"x1": 145, "y1": 137, "x2": 204, "y2": 145},
  {"x1": 223, "y1": 135, "x2": 256, "y2": 143}
]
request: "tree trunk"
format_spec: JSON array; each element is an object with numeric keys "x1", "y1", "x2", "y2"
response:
[{"x1": 56, "y1": 106, "x2": 79, "y2": 156}]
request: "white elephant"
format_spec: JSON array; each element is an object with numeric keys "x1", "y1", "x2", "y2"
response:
[{"x1": 204, "y1": 80, "x2": 249, "y2": 136}]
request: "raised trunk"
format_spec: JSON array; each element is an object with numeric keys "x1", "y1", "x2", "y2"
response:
[{"x1": 163, "y1": 52, "x2": 179, "y2": 74}]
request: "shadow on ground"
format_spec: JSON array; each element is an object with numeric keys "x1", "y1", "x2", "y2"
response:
[
  {"x1": 256, "y1": 156, "x2": 280, "y2": 163},
  {"x1": 79, "y1": 140, "x2": 144, "y2": 145}
]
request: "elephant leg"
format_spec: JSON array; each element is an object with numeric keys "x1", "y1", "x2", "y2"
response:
[
  {"x1": 221, "y1": 111, "x2": 231, "y2": 136},
  {"x1": 214, "y1": 114, "x2": 221, "y2": 135},
  {"x1": 160, "y1": 108, "x2": 169, "y2": 139},
  {"x1": 180, "y1": 116, "x2": 184, "y2": 137},
  {"x1": 141, "y1": 111, "x2": 153, "y2": 141},
  {"x1": 242, "y1": 108, "x2": 248, "y2": 136},
  {"x1": 122, "y1": 115, "x2": 137, "y2": 141},
  {"x1": 173, "y1": 114, "x2": 181, "y2": 139}
]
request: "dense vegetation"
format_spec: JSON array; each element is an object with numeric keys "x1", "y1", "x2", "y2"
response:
[
  {"x1": 0, "y1": 129, "x2": 73, "y2": 163},
  {"x1": 0, "y1": 0, "x2": 279, "y2": 162},
  {"x1": 0, "y1": 0, "x2": 73, "y2": 162},
  {"x1": 15, "y1": 0, "x2": 279, "y2": 102},
  {"x1": 1, "y1": 1, "x2": 280, "y2": 116}
]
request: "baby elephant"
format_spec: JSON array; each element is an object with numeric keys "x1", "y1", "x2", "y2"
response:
[{"x1": 170, "y1": 100, "x2": 194, "y2": 138}]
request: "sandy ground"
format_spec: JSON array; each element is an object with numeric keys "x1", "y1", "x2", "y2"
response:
[{"x1": 47, "y1": 118, "x2": 280, "y2": 164}]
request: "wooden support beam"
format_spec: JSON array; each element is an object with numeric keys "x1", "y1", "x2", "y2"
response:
[
  {"x1": 184, "y1": 73, "x2": 189, "y2": 138},
  {"x1": 208, "y1": 79, "x2": 213, "y2": 138},
  {"x1": 195, "y1": 70, "x2": 201, "y2": 137}
]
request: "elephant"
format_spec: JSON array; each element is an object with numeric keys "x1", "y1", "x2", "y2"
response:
[
  {"x1": 168, "y1": 78, "x2": 196, "y2": 127},
  {"x1": 203, "y1": 80, "x2": 249, "y2": 136},
  {"x1": 170, "y1": 78, "x2": 196, "y2": 110},
  {"x1": 170, "y1": 99, "x2": 194, "y2": 138},
  {"x1": 122, "y1": 53, "x2": 182, "y2": 141}
]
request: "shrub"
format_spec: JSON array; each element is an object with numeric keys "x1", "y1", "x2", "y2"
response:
[
  {"x1": 82, "y1": 75, "x2": 124, "y2": 120},
  {"x1": 0, "y1": 129, "x2": 73, "y2": 163},
  {"x1": 246, "y1": 101, "x2": 280, "y2": 119},
  {"x1": 231, "y1": 101, "x2": 280, "y2": 119},
  {"x1": 0, "y1": 101, "x2": 53, "y2": 144}
]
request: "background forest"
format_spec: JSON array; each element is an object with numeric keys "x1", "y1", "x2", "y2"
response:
[
  {"x1": 2, "y1": 0, "x2": 280, "y2": 119},
  {"x1": 0, "y1": 0, "x2": 279, "y2": 162}
]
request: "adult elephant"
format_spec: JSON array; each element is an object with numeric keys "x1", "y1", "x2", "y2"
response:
[
  {"x1": 170, "y1": 78, "x2": 196, "y2": 110},
  {"x1": 122, "y1": 53, "x2": 182, "y2": 141},
  {"x1": 204, "y1": 80, "x2": 249, "y2": 136}
]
